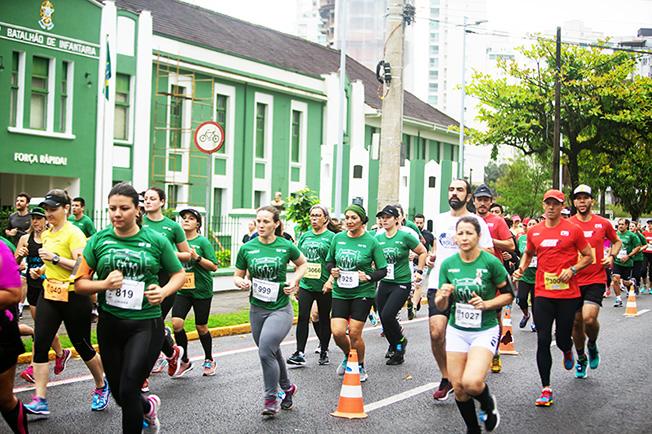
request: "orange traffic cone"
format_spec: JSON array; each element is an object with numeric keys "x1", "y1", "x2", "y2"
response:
[
  {"x1": 499, "y1": 305, "x2": 519, "y2": 355},
  {"x1": 331, "y1": 349, "x2": 367, "y2": 419},
  {"x1": 624, "y1": 287, "x2": 640, "y2": 317}
]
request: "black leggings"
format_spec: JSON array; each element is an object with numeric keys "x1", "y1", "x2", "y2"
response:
[
  {"x1": 517, "y1": 281, "x2": 535, "y2": 313},
  {"x1": 296, "y1": 288, "x2": 332, "y2": 353},
  {"x1": 533, "y1": 297, "x2": 581, "y2": 387},
  {"x1": 33, "y1": 291, "x2": 95, "y2": 363},
  {"x1": 376, "y1": 281, "x2": 411, "y2": 347},
  {"x1": 98, "y1": 311, "x2": 164, "y2": 434},
  {"x1": 644, "y1": 253, "x2": 652, "y2": 280},
  {"x1": 158, "y1": 271, "x2": 176, "y2": 357}
]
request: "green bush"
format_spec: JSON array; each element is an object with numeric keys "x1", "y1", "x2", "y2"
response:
[
  {"x1": 285, "y1": 188, "x2": 320, "y2": 237},
  {"x1": 215, "y1": 249, "x2": 231, "y2": 268}
]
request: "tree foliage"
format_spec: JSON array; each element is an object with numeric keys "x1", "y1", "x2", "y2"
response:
[
  {"x1": 285, "y1": 188, "x2": 320, "y2": 236},
  {"x1": 494, "y1": 155, "x2": 551, "y2": 218}
]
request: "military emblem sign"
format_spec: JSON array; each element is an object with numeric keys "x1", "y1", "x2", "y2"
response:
[{"x1": 39, "y1": 0, "x2": 55, "y2": 31}]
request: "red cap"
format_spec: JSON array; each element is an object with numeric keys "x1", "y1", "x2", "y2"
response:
[{"x1": 543, "y1": 189, "x2": 565, "y2": 203}]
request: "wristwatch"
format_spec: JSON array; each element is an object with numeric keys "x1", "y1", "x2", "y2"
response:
[
  {"x1": 415, "y1": 269, "x2": 424, "y2": 275},
  {"x1": 570, "y1": 266, "x2": 578, "y2": 275},
  {"x1": 52, "y1": 254, "x2": 60, "y2": 265}
]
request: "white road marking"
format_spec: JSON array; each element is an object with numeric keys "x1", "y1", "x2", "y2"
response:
[
  {"x1": 364, "y1": 382, "x2": 439, "y2": 412},
  {"x1": 14, "y1": 316, "x2": 430, "y2": 393}
]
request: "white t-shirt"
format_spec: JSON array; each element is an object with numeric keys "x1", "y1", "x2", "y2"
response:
[{"x1": 428, "y1": 211, "x2": 494, "y2": 289}]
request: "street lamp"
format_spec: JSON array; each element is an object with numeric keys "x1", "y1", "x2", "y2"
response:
[{"x1": 458, "y1": 17, "x2": 487, "y2": 179}]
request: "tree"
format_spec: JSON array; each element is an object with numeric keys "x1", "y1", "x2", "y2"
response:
[
  {"x1": 285, "y1": 188, "x2": 320, "y2": 237},
  {"x1": 466, "y1": 38, "x2": 652, "y2": 191},
  {"x1": 483, "y1": 160, "x2": 508, "y2": 190},
  {"x1": 494, "y1": 155, "x2": 551, "y2": 218}
]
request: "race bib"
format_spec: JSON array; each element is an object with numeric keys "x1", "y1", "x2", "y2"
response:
[
  {"x1": 182, "y1": 272, "x2": 196, "y2": 289},
  {"x1": 44, "y1": 279, "x2": 69, "y2": 302},
  {"x1": 386, "y1": 263, "x2": 395, "y2": 280},
  {"x1": 529, "y1": 256, "x2": 538, "y2": 268},
  {"x1": 338, "y1": 271, "x2": 359, "y2": 289},
  {"x1": 106, "y1": 279, "x2": 145, "y2": 310},
  {"x1": 305, "y1": 262, "x2": 322, "y2": 280},
  {"x1": 455, "y1": 303, "x2": 482, "y2": 329},
  {"x1": 544, "y1": 272, "x2": 569, "y2": 290},
  {"x1": 252, "y1": 278, "x2": 280, "y2": 303},
  {"x1": 617, "y1": 247, "x2": 628, "y2": 260}
]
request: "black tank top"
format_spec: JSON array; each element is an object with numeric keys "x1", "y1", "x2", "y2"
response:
[{"x1": 26, "y1": 232, "x2": 44, "y2": 289}]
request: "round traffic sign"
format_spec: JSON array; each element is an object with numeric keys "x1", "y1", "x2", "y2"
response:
[{"x1": 194, "y1": 121, "x2": 225, "y2": 154}]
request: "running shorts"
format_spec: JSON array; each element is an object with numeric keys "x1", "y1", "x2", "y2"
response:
[
  {"x1": 331, "y1": 297, "x2": 373, "y2": 322},
  {"x1": 613, "y1": 264, "x2": 633, "y2": 280},
  {"x1": 427, "y1": 288, "x2": 451, "y2": 318},
  {"x1": 171, "y1": 293, "x2": 212, "y2": 325},
  {"x1": 445, "y1": 324, "x2": 500, "y2": 354},
  {"x1": 579, "y1": 283, "x2": 605, "y2": 307}
]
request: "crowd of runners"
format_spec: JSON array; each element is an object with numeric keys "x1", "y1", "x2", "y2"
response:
[{"x1": 1, "y1": 181, "x2": 652, "y2": 433}]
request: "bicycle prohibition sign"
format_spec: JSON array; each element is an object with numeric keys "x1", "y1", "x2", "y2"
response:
[{"x1": 194, "y1": 121, "x2": 225, "y2": 154}]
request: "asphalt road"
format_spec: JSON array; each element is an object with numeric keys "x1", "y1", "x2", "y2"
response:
[{"x1": 13, "y1": 294, "x2": 652, "y2": 433}]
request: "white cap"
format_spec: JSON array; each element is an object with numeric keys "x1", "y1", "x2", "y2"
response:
[{"x1": 573, "y1": 184, "x2": 592, "y2": 198}]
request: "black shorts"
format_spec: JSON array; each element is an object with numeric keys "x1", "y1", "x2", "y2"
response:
[
  {"x1": 171, "y1": 293, "x2": 212, "y2": 325},
  {"x1": 331, "y1": 297, "x2": 373, "y2": 322},
  {"x1": 613, "y1": 264, "x2": 633, "y2": 280},
  {"x1": 580, "y1": 283, "x2": 605, "y2": 307},
  {"x1": 27, "y1": 284, "x2": 42, "y2": 307},
  {"x1": 0, "y1": 306, "x2": 25, "y2": 373},
  {"x1": 632, "y1": 261, "x2": 644, "y2": 280},
  {"x1": 427, "y1": 288, "x2": 450, "y2": 318}
]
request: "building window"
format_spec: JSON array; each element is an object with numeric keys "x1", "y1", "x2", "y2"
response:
[
  {"x1": 9, "y1": 52, "x2": 20, "y2": 128},
  {"x1": 290, "y1": 110, "x2": 301, "y2": 163},
  {"x1": 30, "y1": 56, "x2": 49, "y2": 130},
  {"x1": 169, "y1": 85, "x2": 184, "y2": 148},
  {"x1": 254, "y1": 190, "x2": 263, "y2": 209},
  {"x1": 429, "y1": 176, "x2": 436, "y2": 188},
  {"x1": 114, "y1": 73, "x2": 130, "y2": 140},
  {"x1": 255, "y1": 103, "x2": 267, "y2": 158},
  {"x1": 167, "y1": 184, "x2": 179, "y2": 209},
  {"x1": 215, "y1": 94, "x2": 228, "y2": 154},
  {"x1": 213, "y1": 187, "x2": 224, "y2": 230},
  {"x1": 353, "y1": 165, "x2": 363, "y2": 179},
  {"x1": 57, "y1": 61, "x2": 70, "y2": 133}
]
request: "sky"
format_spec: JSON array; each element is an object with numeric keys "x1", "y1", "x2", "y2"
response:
[{"x1": 182, "y1": 0, "x2": 652, "y2": 39}]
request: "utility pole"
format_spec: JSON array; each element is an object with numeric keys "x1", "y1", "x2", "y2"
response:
[
  {"x1": 552, "y1": 26, "x2": 561, "y2": 189},
  {"x1": 377, "y1": 0, "x2": 407, "y2": 211},
  {"x1": 333, "y1": 0, "x2": 347, "y2": 217}
]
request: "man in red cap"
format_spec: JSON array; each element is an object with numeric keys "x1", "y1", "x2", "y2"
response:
[
  {"x1": 513, "y1": 189, "x2": 593, "y2": 406},
  {"x1": 568, "y1": 184, "x2": 621, "y2": 379}
]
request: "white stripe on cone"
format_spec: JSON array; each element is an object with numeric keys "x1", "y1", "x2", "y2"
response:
[
  {"x1": 340, "y1": 385, "x2": 363, "y2": 398},
  {"x1": 346, "y1": 363, "x2": 360, "y2": 374}
]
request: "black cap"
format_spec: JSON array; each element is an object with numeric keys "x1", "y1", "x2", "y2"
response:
[
  {"x1": 473, "y1": 184, "x2": 494, "y2": 198},
  {"x1": 376, "y1": 205, "x2": 400, "y2": 218},
  {"x1": 179, "y1": 208, "x2": 202, "y2": 227},
  {"x1": 39, "y1": 193, "x2": 70, "y2": 208},
  {"x1": 30, "y1": 206, "x2": 46, "y2": 217}
]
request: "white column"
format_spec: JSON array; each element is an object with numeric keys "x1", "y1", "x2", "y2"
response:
[{"x1": 132, "y1": 10, "x2": 153, "y2": 191}]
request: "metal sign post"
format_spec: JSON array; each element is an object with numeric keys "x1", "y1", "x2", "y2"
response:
[{"x1": 194, "y1": 121, "x2": 225, "y2": 238}]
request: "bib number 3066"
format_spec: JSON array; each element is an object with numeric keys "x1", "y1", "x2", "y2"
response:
[{"x1": 106, "y1": 279, "x2": 144, "y2": 310}]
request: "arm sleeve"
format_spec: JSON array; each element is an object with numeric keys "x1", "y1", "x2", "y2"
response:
[
  {"x1": 235, "y1": 246, "x2": 248, "y2": 270},
  {"x1": 372, "y1": 240, "x2": 388, "y2": 269},
  {"x1": 82, "y1": 238, "x2": 97, "y2": 270},
  {"x1": 160, "y1": 238, "x2": 183, "y2": 274},
  {"x1": 406, "y1": 232, "x2": 420, "y2": 250},
  {"x1": 289, "y1": 243, "x2": 301, "y2": 262},
  {"x1": 173, "y1": 223, "x2": 186, "y2": 245},
  {"x1": 368, "y1": 268, "x2": 387, "y2": 282},
  {"x1": 606, "y1": 223, "x2": 619, "y2": 243}
]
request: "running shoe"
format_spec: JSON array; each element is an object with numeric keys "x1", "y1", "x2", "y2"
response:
[
  {"x1": 433, "y1": 379, "x2": 453, "y2": 401},
  {"x1": 483, "y1": 393, "x2": 501, "y2": 432},
  {"x1": 24, "y1": 396, "x2": 49, "y2": 415},
  {"x1": 286, "y1": 351, "x2": 307, "y2": 366},
  {"x1": 141, "y1": 379, "x2": 150, "y2": 393},
  {"x1": 519, "y1": 314, "x2": 530, "y2": 329},
  {"x1": 407, "y1": 301, "x2": 415, "y2": 320},
  {"x1": 318, "y1": 350, "x2": 330, "y2": 366},
  {"x1": 336, "y1": 357, "x2": 348, "y2": 375},
  {"x1": 91, "y1": 380, "x2": 111, "y2": 411},
  {"x1": 54, "y1": 348, "x2": 72, "y2": 375},
  {"x1": 359, "y1": 367, "x2": 368, "y2": 382},
  {"x1": 281, "y1": 384, "x2": 297, "y2": 410},
  {"x1": 143, "y1": 394, "x2": 161, "y2": 433},
  {"x1": 167, "y1": 346, "x2": 184, "y2": 377},
  {"x1": 203, "y1": 359, "x2": 217, "y2": 376},
  {"x1": 531, "y1": 323, "x2": 537, "y2": 333},
  {"x1": 261, "y1": 397, "x2": 281, "y2": 416},
  {"x1": 491, "y1": 355, "x2": 502, "y2": 373},
  {"x1": 415, "y1": 299, "x2": 421, "y2": 311},
  {"x1": 385, "y1": 345, "x2": 395, "y2": 359},
  {"x1": 368, "y1": 311, "x2": 379, "y2": 326},
  {"x1": 90, "y1": 304, "x2": 99, "y2": 324},
  {"x1": 151, "y1": 354, "x2": 167, "y2": 374},
  {"x1": 173, "y1": 360, "x2": 193, "y2": 378},
  {"x1": 535, "y1": 387, "x2": 553, "y2": 407},
  {"x1": 386, "y1": 351, "x2": 405, "y2": 365},
  {"x1": 20, "y1": 365, "x2": 35, "y2": 383},
  {"x1": 613, "y1": 297, "x2": 623, "y2": 307},
  {"x1": 575, "y1": 356, "x2": 588, "y2": 379},
  {"x1": 587, "y1": 343, "x2": 600, "y2": 369},
  {"x1": 314, "y1": 345, "x2": 321, "y2": 354},
  {"x1": 562, "y1": 350, "x2": 574, "y2": 370}
]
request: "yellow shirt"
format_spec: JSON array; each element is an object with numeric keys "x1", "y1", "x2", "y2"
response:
[{"x1": 42, "y1": 221, "x2": 87, "y2": 291}]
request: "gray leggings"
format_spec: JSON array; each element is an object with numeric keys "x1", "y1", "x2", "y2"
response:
[{"x1": 250, "y1": 303, "x2": 294, "y2": 400}]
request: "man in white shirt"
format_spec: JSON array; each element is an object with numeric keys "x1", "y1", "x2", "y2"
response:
[{"x1": 427, "y1": 179, "x2": 494, "y2": 401}]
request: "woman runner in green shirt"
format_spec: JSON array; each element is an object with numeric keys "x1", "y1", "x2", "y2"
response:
[
  {"x1": 142, "y1": 187, "x2": 191, "y2": 376},
  {"x1": 76, "y1": 183, "x2": 185, "y2": 433},
  {"x1": 171, "y1": 209, "x2": 219, "y2": 377},
  {"x1": 326, "y1": 204, "x2": 387, "y2": 382},
  {"x1": 375, "y1": 205, "x2": 427, "y2": 365},
  {"x1": 287, "y1": 204, "x2": 335, "y2": 367},
  {"x1": 234, "y1": 206, "x2": 307, "y2": 417},
  {"x1": 435, "y1": 216, "x2": 513, "y2": 433}
]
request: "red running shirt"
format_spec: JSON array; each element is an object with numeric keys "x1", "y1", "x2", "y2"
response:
[
  {"x1": 569, "y1": 214, "x2": 619, "y2": 286},
  {"x1": 482, "y1": 213, "x2": 513, "y2": 262},
  {"x1": 526, "y1": 219, "x2": 589, "y2": 299},
  {"x1": 643, "y1": 231, "x2": 652, "y2": 254}
]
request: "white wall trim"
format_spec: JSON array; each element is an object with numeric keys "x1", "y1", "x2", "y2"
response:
[
  {"x1": 252, "y1": 92, "x2": 273, "y2": 206},
  {"x1": 165, "y1": 73, "x2": 191, "y2": 183},
  {"x1": 213, "y1": 83, "x2": 236, "y2": 212},
  {"x1": 289, "y1": 100, "x2": 308, "y2": 193},
  {"x1": 46, "y1": 57, "x2": 56, "y2": 132}
]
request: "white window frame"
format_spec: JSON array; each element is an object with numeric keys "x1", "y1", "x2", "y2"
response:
[
  {"x1": 289, "y1": 100, "x2": 307, "y2": 193},
  {"x1": 61, "y1": 60, "x2": 74, "y2": 134},
  {"x1": 252, "y1": 92, "x2": 273, "y2": 207},
  {"x1": 212, "y1": 83, "x2": 236, "y2": 214},
  {"x1": 165, "y1": 74, "x2": 191, "y2": 182},
  {"x1": 114, "y1": 74, "x2": 134, "y2": 145}
]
